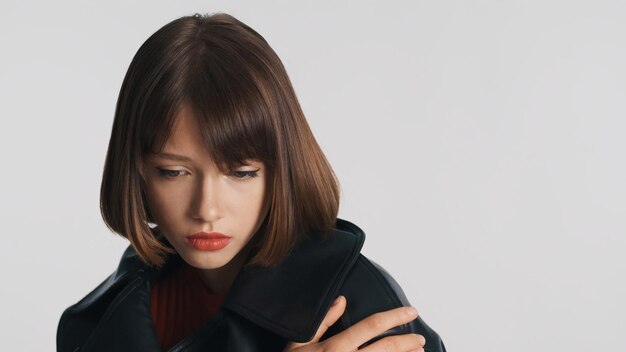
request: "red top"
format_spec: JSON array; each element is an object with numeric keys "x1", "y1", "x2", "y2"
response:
[{"x1": 150, "y1": 261, "x2": 225, "y2": 351}]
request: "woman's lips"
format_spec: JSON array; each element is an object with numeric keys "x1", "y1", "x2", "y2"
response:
[{"x1": 186, "y1": 232, "x2": 231, "y2": 251}]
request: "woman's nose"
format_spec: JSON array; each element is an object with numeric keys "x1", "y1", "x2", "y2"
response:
[{"x1": 190, "y1": 175, "x2": 224, "y2": 223}]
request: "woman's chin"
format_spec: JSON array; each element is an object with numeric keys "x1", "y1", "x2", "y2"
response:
[{"x1": 182, "y1": 251, "x2": 235, "y2": 270}]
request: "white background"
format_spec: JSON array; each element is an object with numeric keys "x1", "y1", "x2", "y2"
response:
[{"x1": 1, "y1": 1, "x2": 625, "y2": 351}]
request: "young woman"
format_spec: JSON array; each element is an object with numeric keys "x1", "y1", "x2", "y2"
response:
[{"x1": 56, "y1": 12, "x2": 446, "y2": 352}]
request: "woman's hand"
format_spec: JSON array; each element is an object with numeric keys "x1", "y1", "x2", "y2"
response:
[{"x1": 283, "y1": 295, "x2": 426, "y2": 352}]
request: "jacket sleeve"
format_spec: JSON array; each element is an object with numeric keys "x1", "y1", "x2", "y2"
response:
[{"x1": 321, "y1": 253, "x2": 447, "y2": 352}]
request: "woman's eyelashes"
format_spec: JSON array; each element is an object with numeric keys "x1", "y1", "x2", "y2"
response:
[
  {"x1": 156, "y1": 168, "x2": 188, "y2": 179},
  {"x1": 155, "y1": 167, "x2": 260, "y2": 181},
  {"x1": 232, "y1": 169, "x2": 260, "y2": 181}
]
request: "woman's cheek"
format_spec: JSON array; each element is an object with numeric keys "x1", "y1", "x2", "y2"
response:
[{"x1": 145, "y1": 182, "x2": 183, "y2": 229}]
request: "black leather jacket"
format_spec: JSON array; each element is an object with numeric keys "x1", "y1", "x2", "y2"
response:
[{"x1": 57, "y1": 218, "x2": 446, "y2": 351}]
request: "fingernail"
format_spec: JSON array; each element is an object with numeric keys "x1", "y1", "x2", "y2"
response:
[
  {"x1": 332, "y1": 296, "x2": 342, "y2": 306},
  {"x1": 406, "y1": 306, "x2": 418, "y2": 317}
]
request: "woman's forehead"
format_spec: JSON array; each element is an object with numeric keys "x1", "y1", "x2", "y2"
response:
[
  {"x1": 154, "y1": 109, "x2": 208, "y2": 154},
  {"x1": 168, "y1": 108, "x2": 202, "y2": 141}
]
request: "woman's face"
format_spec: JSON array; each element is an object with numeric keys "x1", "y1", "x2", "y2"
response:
[{"x1": 141, "y1": 107, "x2": 270, "y2": 270}]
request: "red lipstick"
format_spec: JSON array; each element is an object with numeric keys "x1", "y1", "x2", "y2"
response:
[{"x1": 185, "y1": 232, "x2": 231, "y2": 251}]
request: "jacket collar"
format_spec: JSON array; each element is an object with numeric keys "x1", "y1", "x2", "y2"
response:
[
  {"x1": 112, "y1": 218, "x2": 365, "y2": 343},
  {"x1": 222, "y1": 218, "x2": 365, "y2": 342}
]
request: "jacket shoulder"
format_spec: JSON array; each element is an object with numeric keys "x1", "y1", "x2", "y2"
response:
[
  {"x1": 324, "y1": 253, "x2": 446, "y2": 352},
  {"x1": 56, "y1": 246, "x2": 147, "y2": 352}
]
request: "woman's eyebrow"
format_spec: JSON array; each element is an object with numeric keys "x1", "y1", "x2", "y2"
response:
[{"x1": 153, "y1": 152, "x2": 193, "y2": 162}]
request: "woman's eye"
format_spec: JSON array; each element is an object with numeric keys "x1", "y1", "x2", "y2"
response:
[
  {"x1": 157, "y1": 168, "x2": 187, "y2": 178},
  {"x1": 232, "y1": 169, "x2": 260, "y2": 180},
  {"x1": 155, "y1": 168, "x2": 259, "y2": 180}
]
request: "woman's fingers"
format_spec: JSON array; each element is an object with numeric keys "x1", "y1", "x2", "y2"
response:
[
  {"x1": 358, "y1": 333, "x2": 426, "y2": 352},
  {"x1": 323, "y1": 305, "x2": 420, "y2": 351},
  {"x1": 283, "y1": 297, "x2": 423, "y2": 352},
  {"x1": 283, "y1": 295, "x2": 347, "y2": 351},
  {"x1": 309, "y1": 295, "x2": 347, "y2": 342}
]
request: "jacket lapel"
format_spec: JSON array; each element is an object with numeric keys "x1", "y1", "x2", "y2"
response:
[{"x1": 221, "y1": 218, "x2": 365, "y2": 343}]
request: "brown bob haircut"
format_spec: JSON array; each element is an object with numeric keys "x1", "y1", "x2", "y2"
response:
[{"x1": 100, "y1": 12, "x2": 340, "y2": 268}]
